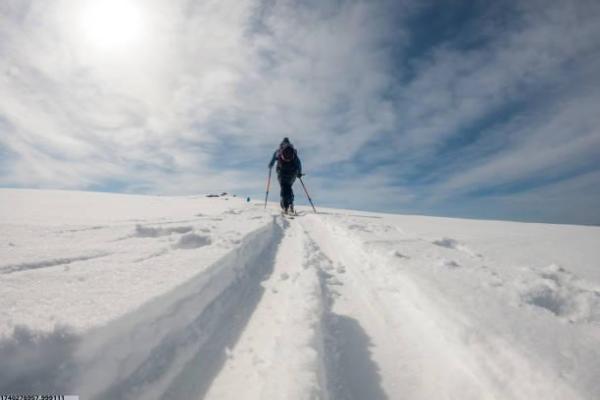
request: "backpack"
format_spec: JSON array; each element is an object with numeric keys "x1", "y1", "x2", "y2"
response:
[
  {"x1": 277, "y1": 144, "x2": 298, "y2": 175},
  {"x1": 278, "y1": 145, "x2": 296, "y2": 163}
]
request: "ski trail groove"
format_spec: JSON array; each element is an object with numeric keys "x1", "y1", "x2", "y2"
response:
[
  {"x1": 0, "y1": 218, "x2": 284, "y2": 399},
  {"x1": 82, "y1": 218, "x2": 284, "y2": 400},
  {"x1": 204, "y1": 216, "x2": 387, "y2": 400},
  {"x1": 205, "y1": 217, "x2": 330, "y2": 400},
  {"x1": 308, "y1": 215, "x2": 584, "y2": 400},
  {"x1": 0, "y1": 252, "x2": 111, "y2": 274},
  {"x1": 305, "y1": 231, "x2": 387, "y2": 400},
  {"x1": 302, "y1": 215, "x2": 496, "y2": 399}
]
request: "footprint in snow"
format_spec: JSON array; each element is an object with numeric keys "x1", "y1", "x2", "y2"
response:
[
  {"x1": 392, "y1": 250, "x2": 410, "y2": 259},
  {"x1": 433, "y1": 237, "x2": 460, "y2": 249},
  {"x1": 438, "y1": 258, "x2": 461, "y2": 269},
  {"x1": 321, "y1": 270, "x2": 344, "y2": 286},
  {"x1": 328, "y1": 277, "x2": 344, "y2": 286},
  {"x1": 134, "y1": 249, "x2": 169, "y2": 262},
  {"x1": 347, "y1": 224, "x2": 372, "y2": 232},
  {"x1": 134, "y1": 224, "x2": 193, "y2": 238},
  {"x1": 519, "y1": 264, "x2": 600, "y2": 323},
  {"x1": 433, "y1": 237, "x2": 482, "y2": 258},
  {"x1": 173, "y1": 233, "x2": 211, "y2": 249}
]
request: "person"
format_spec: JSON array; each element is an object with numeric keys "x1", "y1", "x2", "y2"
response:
[{"x1": 268, "y1": 137, "x2": 302, "y2": 214}]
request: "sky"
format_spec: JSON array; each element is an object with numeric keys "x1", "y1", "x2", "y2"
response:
[{"x1": 0, "y1": 0, "x2": 599, "y2": 225}]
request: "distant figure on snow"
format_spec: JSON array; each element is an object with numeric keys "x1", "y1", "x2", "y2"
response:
[{"x1": 268, "y1": 137, "x2": 302, "y2": 214}]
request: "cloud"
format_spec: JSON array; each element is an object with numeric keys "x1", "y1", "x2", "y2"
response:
[
  {"x1": 0, "y1": 0, "x2": 406, "y2": 185},
  {"x1": 0, "y1": 0, "x2": 599, "y2": 224},
  {"x1": 433, "y1": 80, "x2": 600, "y2": 198},
  {"x1": 390, "y1": 0, "x2": 600, "y2": 150},
  {"x1": 379, "y1": 0, "x2": 600, "y2": 221},
  {"x1": 436, "y1": 169, "x2": 600, "y2": 226}
]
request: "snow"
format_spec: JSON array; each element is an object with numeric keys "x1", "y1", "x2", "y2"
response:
[{"x1": 1, "y1": 188, "x2": 599, "y2": 399}]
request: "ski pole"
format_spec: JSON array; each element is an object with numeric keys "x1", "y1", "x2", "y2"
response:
[
  {"x1": 298, "y1": 176, "x2": 317, "y2": 213},
  {"x1": 264, "y1": 168, "x2": 272, "y2": 209}
]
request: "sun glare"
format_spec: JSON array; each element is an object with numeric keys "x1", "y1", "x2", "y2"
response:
[{"x1": 79, "y1": 0, "x2": 145, "y2": 50}]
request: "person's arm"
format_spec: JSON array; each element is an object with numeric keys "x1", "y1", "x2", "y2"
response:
[{"x1": 268, "y1": 151, "x2": 277, "y2": 168}]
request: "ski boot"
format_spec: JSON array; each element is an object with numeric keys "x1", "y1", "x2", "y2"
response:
[{"x1": 280, "y1": 200, "x2": 287, "y2": 215}]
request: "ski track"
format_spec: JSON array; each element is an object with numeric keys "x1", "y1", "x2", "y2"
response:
[
  {"x1": 205, "y1": 213, "x2": 584, "y2": 400},
  {"x1": 0, "y1": 252, "x2": 111, "y2": 274},
  {"x1": 204, "y1": 213, "x2": 585, "y2": 400},
  {"x1": 307, "y1": 215, "x2": 592, "y2": 400},
  {"x1": 204, "y1": 215, "x2": 388, "y2": 400},
  {"x1": 206, "y1": 218, "x2": 329, "y2": 399},
  {"x1": 1, "y1": 216, "x2": 283, "y2": 399},
  {"x1": 2, "y1": 205, "x2": 598, "y2": 399}
]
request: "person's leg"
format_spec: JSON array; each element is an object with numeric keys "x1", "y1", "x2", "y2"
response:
[
  {"x1": 278, "y1": 175, "x2": 286, "y2": 210},
  {"x1": 278, "y1": 175, "x2": 297, "y2": 211},
  {"x1": 288, "y1": 176, "x2": 296, "y2": 212},
  {"x1": 281, "y1": 182, "x2": 292, "y2": 210},
  {"x1": 280, "y1": 174, "x2": 296, "y2": 211}
]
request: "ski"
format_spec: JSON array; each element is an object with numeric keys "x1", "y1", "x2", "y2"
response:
[{"x1": 280, "y1": 210, "x2": 298, "y2": 219}]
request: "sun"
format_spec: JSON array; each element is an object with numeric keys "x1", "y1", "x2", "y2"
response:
[{"x1": 79, "y1": 0, "x2": 145, "y2": 50}]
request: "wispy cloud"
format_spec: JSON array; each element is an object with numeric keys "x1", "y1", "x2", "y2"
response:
[{"x1": 0, "y1": 0, "x2": 598, "y2": 224}]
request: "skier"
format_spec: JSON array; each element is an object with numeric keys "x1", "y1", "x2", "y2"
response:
[{"x1": 268, "y1": 137, "x2": 302, "y2": 214}]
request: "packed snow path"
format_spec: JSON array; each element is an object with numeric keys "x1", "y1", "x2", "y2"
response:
[{"x1": 1, "y1": 189, "x2": 599, "y2": 399}]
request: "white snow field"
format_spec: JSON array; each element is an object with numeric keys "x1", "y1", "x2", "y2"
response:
[{"x1": 1, "y1": 188, "x2": 599, "y2": 400}]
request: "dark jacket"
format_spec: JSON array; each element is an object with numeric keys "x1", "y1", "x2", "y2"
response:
[{"x1": 269, "y1": 144, "x2": 302, "y2": 178}]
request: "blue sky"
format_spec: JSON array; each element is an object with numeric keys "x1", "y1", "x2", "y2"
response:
[{"x1": 0, "y1": 0, "x2": 599, "y2": 225}]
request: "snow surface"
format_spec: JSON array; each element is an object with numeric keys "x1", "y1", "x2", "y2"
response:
[{"x1": 1, "y1": 188, "x2": 599, "y2": 399}]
